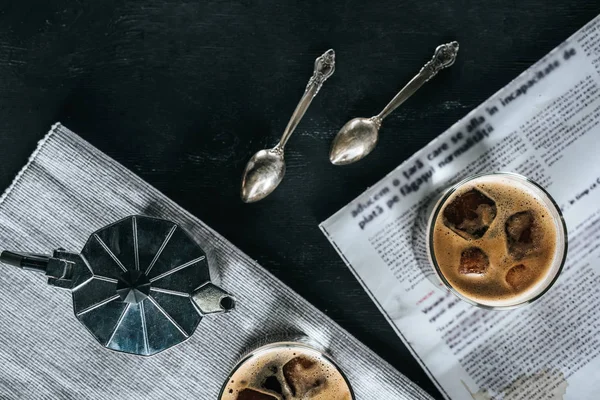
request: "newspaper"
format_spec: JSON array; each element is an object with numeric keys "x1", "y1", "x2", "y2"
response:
[{"x1": 320, "y1": 15, "x2": 600, "y2": 400}]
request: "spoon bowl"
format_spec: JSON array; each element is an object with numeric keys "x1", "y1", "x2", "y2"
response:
[
  {"x1": 329, "y1": 41, "x2": 458, "y2": 166},
  {"x1": 241, "y1": 149, "x2": 286, "y2": 203},
  {"x1": 329, "y1": 117, "x2": 381, "y2": 165}
]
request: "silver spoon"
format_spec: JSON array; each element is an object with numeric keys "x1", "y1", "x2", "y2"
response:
[
  {"x1": 241, "y1": 49, "x2": 335, "y2": 203},
  {"x1": 329, "y1": 41, "x2": 459, "y2": 166}
]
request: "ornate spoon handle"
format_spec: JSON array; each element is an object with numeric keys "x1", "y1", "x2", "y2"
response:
[
  {"x1": 376, "y1": 41, "x2": 459, "y2": 121},
  {"x1": 276, "y1": 49, "x2": 336, "y2": 151}
]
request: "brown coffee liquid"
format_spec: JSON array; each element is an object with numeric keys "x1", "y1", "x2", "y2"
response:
[
  {"x1": 220, "y1": 344, "x2": 352, "y2": 400},
  {"x1": 432, "y1": 176, "x2": 559, "y2": 306}
]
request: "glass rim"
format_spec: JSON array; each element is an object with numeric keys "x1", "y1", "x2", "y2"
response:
[
  {"x1": 427, "y1": 171, "x2": 568, "y2": 310},
  {"x1": 218, "y1": 338, "x2": 356, "y2": 400}
]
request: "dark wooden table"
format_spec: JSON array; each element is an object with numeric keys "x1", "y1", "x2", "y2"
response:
[{"x1": 0, "y1": 1, "x2": 595, "y2": 398}]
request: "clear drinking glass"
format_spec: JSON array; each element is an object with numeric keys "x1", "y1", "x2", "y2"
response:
[
  {"x1": 425, "y1": 172, "x2": 568, "y2": 310},
  {"x1": 218, "y1": 334, "x2": 355, "y2": 400}
]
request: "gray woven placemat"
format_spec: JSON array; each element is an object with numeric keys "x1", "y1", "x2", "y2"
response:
[{"x1": 0, "y1": 123, "x2": 432, "y2": 400}]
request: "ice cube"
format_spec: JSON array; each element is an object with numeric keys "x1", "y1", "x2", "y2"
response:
[
  {"x1": 443, "y1": 189, "x2": 497, "y2": 239},
  {"x1": 459, "y1": 247, "x2": 489, "y2": 275},
  {"x1": 505, "y1": 211, "x2": 536, "y2": 258},
  {"x1": 261, "y1": 375, "x2": 282, "y2": 395},
  {"x1": 237, "y1": 388, "x2": 279, "y2": 400},
  {"x1": 505, "y1": 264, "x2": 532, "y2": 290},
  {"x1": 282, "y1": 356, "x2": 325, "y2": 398}
]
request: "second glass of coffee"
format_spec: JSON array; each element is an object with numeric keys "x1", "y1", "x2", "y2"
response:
[
  {"x1": 219, "y1": 336, "x2": 354, "y2": 400},
  {"x1": 426, "y1": 172, "x2": 567, "y2": 309}
]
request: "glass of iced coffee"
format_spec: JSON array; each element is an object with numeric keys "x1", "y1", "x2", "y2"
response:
[
  {"x1": 426, "y1": 172, "x2": 567, "y2": 309},
  {"x1": 219, "y1": 335, "x2": 354, "y2": 400}
]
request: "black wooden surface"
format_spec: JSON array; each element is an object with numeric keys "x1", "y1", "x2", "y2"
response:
[{"x1": 0, "y1": 1, "x2": 596, "y2": 398}]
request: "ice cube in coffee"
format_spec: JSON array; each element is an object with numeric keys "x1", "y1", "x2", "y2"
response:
[
  {"x1": 283, "y1": 356, "x2": 327, "y2": 397},
  {"x1": 428, "y1": 173, "x2": 567, "y2": 308},
  {"x1": 219, "y1": 342, "x2": 353, "y2": 400},
  {"x1": 459, "y1": 247, "x2": 489, "y2": 275},
  {"x1": 505, "y1": 263, "x2": 534, "y2": 290},
  {"x1": 505, "y1": 210, "x2": 538, "y2": 259},
  {"x1": 443, "y1": 189, "x2": 497, "y2": 239}
]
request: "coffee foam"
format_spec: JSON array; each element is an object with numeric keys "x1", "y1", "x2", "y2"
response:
[
  {"x1": 432, "y1": 175, "x2": 560, "y2": 307},
  {"x1": 220, "y1": 344, "x2": 352, "y2": 400}
]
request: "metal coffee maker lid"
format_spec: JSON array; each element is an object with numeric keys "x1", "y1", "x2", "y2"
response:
[{"x1": 0, "y1": 215, "x2": 236, "y2": 356}]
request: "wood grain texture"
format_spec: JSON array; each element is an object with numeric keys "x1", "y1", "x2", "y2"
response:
[{"x1": 0, "y1": 1, "x2": 596, "y2": 398}]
